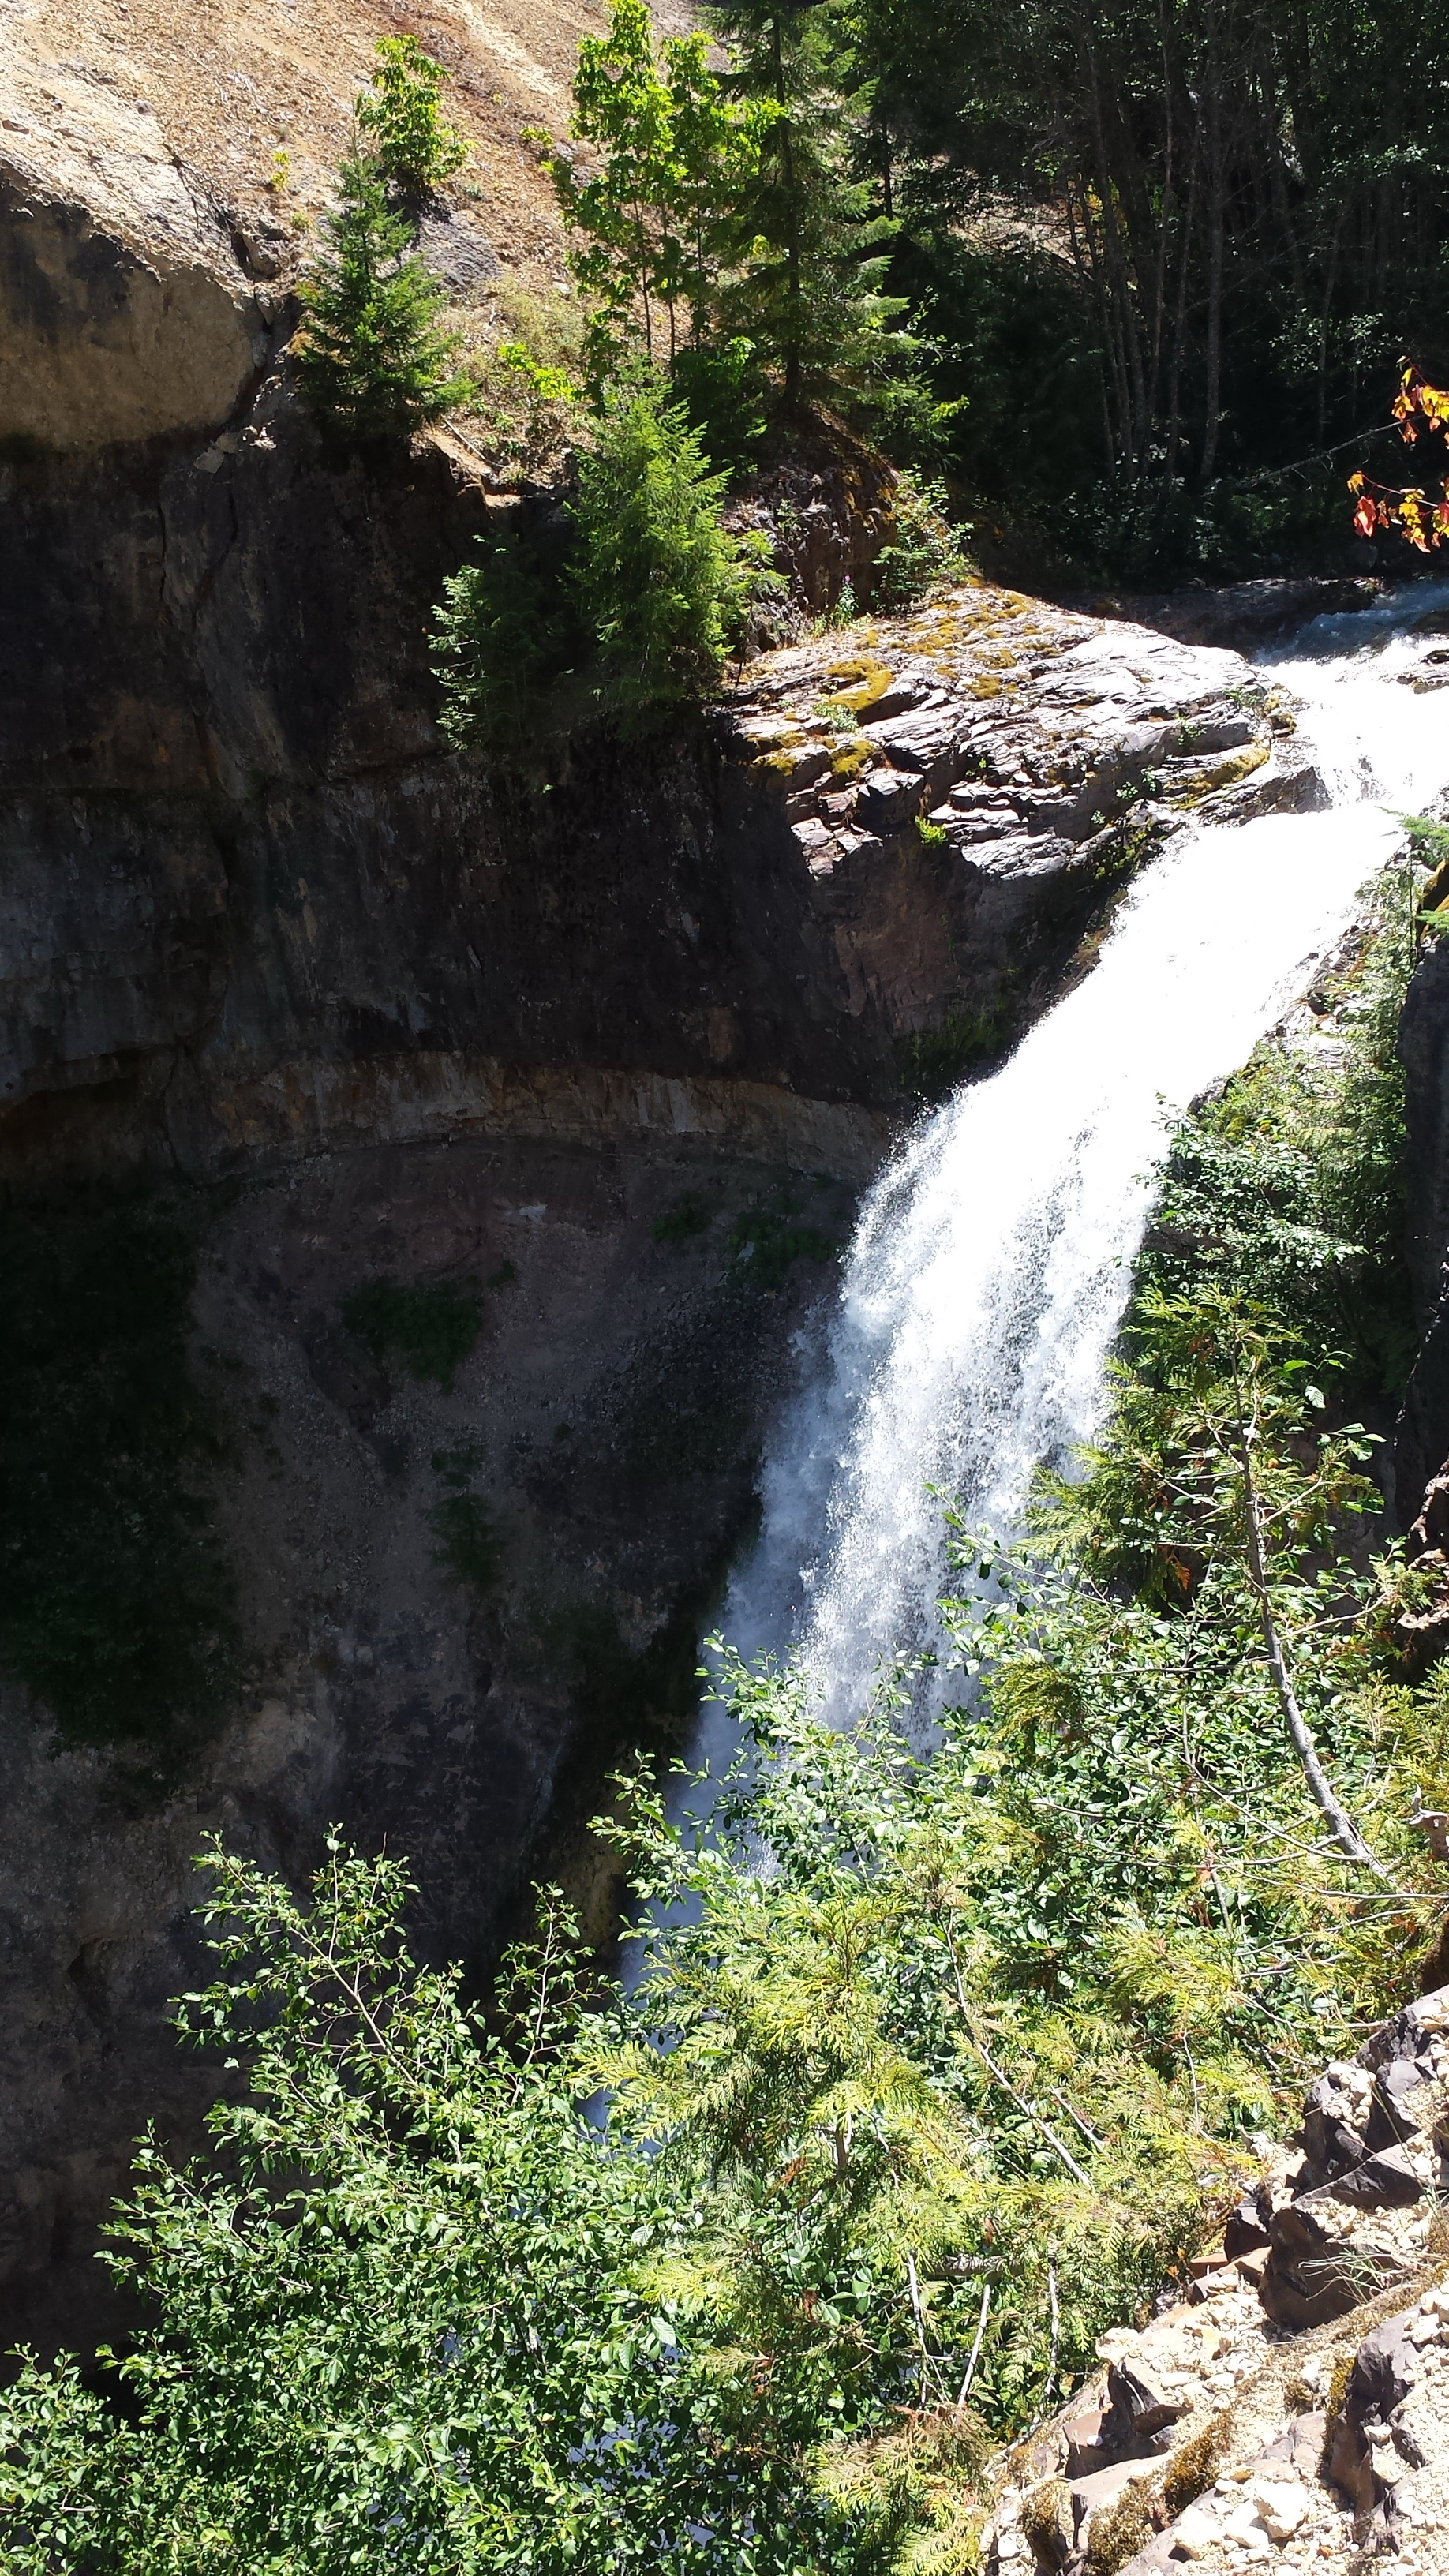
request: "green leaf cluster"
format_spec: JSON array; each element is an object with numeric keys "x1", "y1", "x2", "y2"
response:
[
  {"x1": 1134, "y1": 856, "x2": 1421, "y2": 1398},
  {"x1": 534, "y1": 0, "x2": 942, "y2": 452},
  {"x1": 432, "y1": 384, "x2": 780, "y2": 747},
  {"x1": 873, "y1": 474, "x2": 972, "y2": 610},
  {"x1": 539, "y1": 0, "x2": 776, "y2": 404},
  {"x1": 0, "y1": 1198, "x2": 237, "y2": 1753},
  {"x1": 570, "y1": 388, "x2": 774, "y2": 713},
  {"x1": 357, "y1": 35, "x2": 469, "y2": 197}
]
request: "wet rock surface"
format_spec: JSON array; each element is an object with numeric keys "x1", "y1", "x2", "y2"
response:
[
  {"x1": 1113, "y1": 578, "x2": 1383, "y2": 653},
  {"x1": 980, "y1": 1987, "x2": 1449, "y2": 2576}
]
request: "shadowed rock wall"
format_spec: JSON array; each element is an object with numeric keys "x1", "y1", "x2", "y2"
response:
[{"x1": 0, "y1": 360, "x2": 1305, "y2": 2360}]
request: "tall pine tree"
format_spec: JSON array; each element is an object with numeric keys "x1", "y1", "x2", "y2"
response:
[
  {"x1": 297, "y1": 155, "x2": 471, "y2": 444},
  {"x1": 709, "y1": 0, "x2": 911, "y2": 410}
]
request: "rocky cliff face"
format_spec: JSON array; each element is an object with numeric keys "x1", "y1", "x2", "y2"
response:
[
  {"x1": 0, "y1": 354, "x2": 1309, "y2": 2354},
  {"x1": 0, "y1": 3, "x2": 1327, "y2": 2352}
]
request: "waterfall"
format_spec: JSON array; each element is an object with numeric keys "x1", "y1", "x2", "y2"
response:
[{"x1": 713, "y1": 589, "x2": 1449, "y2": 1735}]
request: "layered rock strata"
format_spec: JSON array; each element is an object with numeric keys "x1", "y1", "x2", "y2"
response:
[{"x1": 1, "y1": 381, "x2": 1311, "y2": 1189}]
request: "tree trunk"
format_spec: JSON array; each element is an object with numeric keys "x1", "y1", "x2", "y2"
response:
[{"x1": 1236, "y1": 1429, "x2": 1387, "y2": 1874}]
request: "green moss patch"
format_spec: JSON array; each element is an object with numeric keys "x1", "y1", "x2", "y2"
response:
[
  {"x1": 897, "y1": 1006, "x2": 1010, "y2": 1102},
  {"x1": 341, "y1": 1275, "x2": 484, "y2": 1389},
  {"x1": 0, "y1": 1196, "x2": 237, "y2": 1751},
  {"x1": 728, "y1": 1193, "x2": 840, "y2": 1290}
]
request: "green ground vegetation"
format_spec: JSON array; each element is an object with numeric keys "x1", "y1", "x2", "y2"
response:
[
  {"x1": 897, "y1": 1004, "x2": 1011, "y2": 1103},
  {"x1": 0, "y1": 1198, "x2": 236, "y2": 1753},
  {"x1": 429, "y1": 1493, "x2": 506, "y2": 1594},
  {"x1": 498, "y1": 0, "x2": 1449, "y2": 579},
  {"x1": 1135, "y1": 853, "x2": 1422, "y2": 1402},
  {"x1": 309, "y1": 0, "x2": 1449, "y2": 578},
  {"x1": 341, "y1": 1275, "x2": 484, "y2": 1390}
]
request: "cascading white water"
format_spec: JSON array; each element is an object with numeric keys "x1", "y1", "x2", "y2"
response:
[{"x1": 714, "y1": 587, "x2": 1449, "y2": 1732}]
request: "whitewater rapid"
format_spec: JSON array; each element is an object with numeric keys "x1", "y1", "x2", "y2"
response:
[{"x1": 710, "y1": 586, "x2": 1449, "y2": 1735}]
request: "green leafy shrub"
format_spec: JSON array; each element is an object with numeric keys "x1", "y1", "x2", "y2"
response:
[
  {"x1": 668, "y1": 334, "x2": 768, "y2": 471},
  {"x1": 0, "y1": 1849, "x2": 857, "y2": 2573},
  {"x1": 356, "y1": 35, "x2": 468, "y2": 195},
  {"x1": 570, "y1": 386, "x2": 777, "y2": 716},
  {"x1": 537, "y1": 0, "x2": 775, "y2": 399},
  {"x1": 0, "y1": 1200, "x2": 236, "y2": 1750},
  {"x1": 429, "y1": 1492, "x2": 505, "y2": 1593},
  {"x1": 432, "y1": 384, "x2": 776, "y2": 748},
  {"x1": 431, "y1": 522, "x2": 576, "y2": 751},
  {"x1": 296, "y1": 155, "x2": 470, "y2": 444},
  {"x1": 728, "y1": 1192, "x2": 838, "y2": 1288},
  {"x1": 874, "y1": 471, "x2": 972, "y2": 609},
  {"x1": 1135, "y1": 857, "x2": 1420, "y2": 1399},
  {"x1": 340, "y1": 1275, "x2": 482, "y2": 1388}
]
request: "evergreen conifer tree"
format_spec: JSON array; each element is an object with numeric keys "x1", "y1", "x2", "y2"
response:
[
  {"x1": 296, "y1": 155, "x2": 471, "y2": 444},
  {"x1": 707, "y1": 0, "x2": 911, "y2": 410},
  {"x1": 569, "y1": 387, "x2": 769, "y2": 712}
]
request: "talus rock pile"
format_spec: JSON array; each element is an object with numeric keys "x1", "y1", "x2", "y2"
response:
[{"x1": 981, "y1": 1986, "x2": 1449, "y2": 2576}]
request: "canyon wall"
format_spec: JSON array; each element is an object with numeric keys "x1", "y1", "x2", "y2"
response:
[{"x1": 0, "y1": 12, "x2": 1333, "y2": 2353}]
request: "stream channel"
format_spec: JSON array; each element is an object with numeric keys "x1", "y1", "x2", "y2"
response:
[{"x1": 683, "y1": 587, "x2": 1449, "y2": 1797}]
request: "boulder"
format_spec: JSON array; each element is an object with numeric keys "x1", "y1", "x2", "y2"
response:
[{"x1": 0, "y1": 55, "x2": 268, "y2": 450}]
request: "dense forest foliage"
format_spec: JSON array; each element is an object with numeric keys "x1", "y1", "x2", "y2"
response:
[
  {"x1": 851, "y1": 0, "x2": 1449, "y2": 567},
  {"x1": 300, "y1": 7, "x2": 1449, "y2": 602},
  {"x1": 517, "y1": 0, "x2": 1449, "y2": 575},
  {"x1": 4, "y1": 868, "x2": 1447, "y2": 2572}
]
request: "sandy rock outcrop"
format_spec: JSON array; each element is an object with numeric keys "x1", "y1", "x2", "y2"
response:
[
  {"x1": 980, "y1": 1987, "x2": 1449, "y2": 2576},
  {"x1": 1, "y1": 19, "x2": 271, "y2": 447},
  {"x1": 0, "y1": 0, "x2": 703, "y2": 452}
]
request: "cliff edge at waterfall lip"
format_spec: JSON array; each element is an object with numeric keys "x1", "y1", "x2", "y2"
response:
[
  {"x1": 720, "y1": 584, "x2": 1324, "y2": 888},
  {"x1": 1105, "y1": 575, "x2": 1390, "y2": 653}
]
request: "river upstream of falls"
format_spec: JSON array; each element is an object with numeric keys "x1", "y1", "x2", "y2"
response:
[{"x1": 690, "y1": 587, "x2": 1449, "y2": 1775}]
